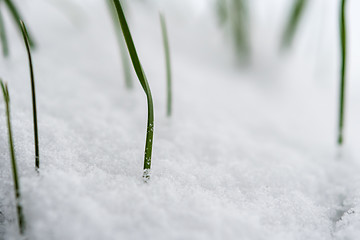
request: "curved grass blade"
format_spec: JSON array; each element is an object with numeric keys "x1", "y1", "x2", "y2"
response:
[
  {"x1": 159, "y1": 13, "x2": 172, "y2": 117},
  {"x1": 0, "y1": 80, "x2": 26, "y2": 235},
  {"x1": 4, "y1": 0, "x2": 35, "y2": 48},
  {"x1": 106, "y1": 0, "x2": 133, "y2": 89},
  {"x1": 0, "y1": 5, "x2": 9, "y2": 57},
  {"x1": 20, "y1": 20, "x2": 40, "y2": 169},
  {"x1": 338, "y1": 0, "x2": 347, "y2": 145},
  {"x1": 281, "y1": 0, "x2": 308, "y2": 49},
  {"x1": 111, "y1": 0, "x2": 154, "y2": 181}
]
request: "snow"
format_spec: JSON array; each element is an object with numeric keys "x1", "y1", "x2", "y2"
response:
[{"x1": 1, "y1": 0, "x2": 360, "y2": 239}]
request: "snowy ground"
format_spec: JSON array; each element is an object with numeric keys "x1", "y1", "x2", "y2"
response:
[{"x1": 1, "y1": 0, "x2": 360, "y2": 239}]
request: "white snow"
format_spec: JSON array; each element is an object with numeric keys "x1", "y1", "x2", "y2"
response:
[{"x1": 1, "y1": 0, "x2": 360, "y2": 239}]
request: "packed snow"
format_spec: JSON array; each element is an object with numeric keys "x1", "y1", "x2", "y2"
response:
[{"x1": 1, "y1": 0, "x2": 360, "y2": 239}]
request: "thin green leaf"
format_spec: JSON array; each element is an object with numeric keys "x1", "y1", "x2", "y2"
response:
[
  {"x1": 160, "y1": 13, "x2": 172, "y2": 117},
  {"x1": 20, "y1": 20, "x2": 40, "y2": 169},
  {"x1": 0, "y1": 79, "x2": 26, "y2": 235},
  {"x1": 338, "y1": 0, "x2": 347, "y2": 145},
  {"x1": 111, "y1": 0, "x2": 154, "y2": 181}
]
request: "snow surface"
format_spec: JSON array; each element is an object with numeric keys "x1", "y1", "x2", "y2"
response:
[{"x1": 1, "y1": 0, "x2": 360, "y2": 239}]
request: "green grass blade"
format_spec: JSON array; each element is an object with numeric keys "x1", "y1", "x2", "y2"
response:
[
  {"x1": 4, "y1": 0, "x2": 35, "y2": 48},
  {"x1": 106, "y1": 0, "x2": 133, "y2": 89},
  {"x1": 20, "y1": 20, "x2": 39, "y2": 169},
  {"x1": 111, "y1": 0, "x2": 154, "y2": 181},
  {"x1": 338, "y1": 0, "x2": 347, "y2": 145},
  {"x1": 281, "y1": 0, "x2": 308, "y2": 49},
  {"x1": 159, "y1": 13, "x2": 172, "y2": 117},
  {"x1": 0, "y1": 5, "x2": 9, "y2": 57},
  {"x1": 0, "y1": 80, "x2": 26, "y2": 235}
]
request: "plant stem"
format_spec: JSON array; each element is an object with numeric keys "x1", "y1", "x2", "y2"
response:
[
  {"x1": 111, "y1": 0, "x2": 154, "y2": 181},
  {"x1": 20, "y1": 20, "x2": 39, "y2": 169},
  {"x1": 338, "y1": 0, "x2": 347, "y2": 145},
  {"x1": 160, "y1": 13, "x2": 172, "y2": 117},
  {"x1": 0, "y1": 5, "x2": 9, "y2": 57},
  {"x1": 0, "y1": 80, "x2": 26, "y2": 235},
  {"x1": 106, "y1": 0, "x2": 133, "y2": 89},
  {"x1": 4, "y1": 0, "x2": 35, "y2": 48}
]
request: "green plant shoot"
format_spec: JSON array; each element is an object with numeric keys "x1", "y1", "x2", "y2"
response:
[
  {"x1": 20, "y1": 20, "x2": 40, "y2": 169},
  {"x1": 159, "y1": 13, "x2": 172, "y2": 117},
  {"x1": 111, "y1": 0, "x2": 154, "y2": 181},
  {"x1": 338, "y1": 0, "x2": 347, "y2": 145},
  {"x1": 1, "y1": 80, "x2": 26, "y2": 235}
]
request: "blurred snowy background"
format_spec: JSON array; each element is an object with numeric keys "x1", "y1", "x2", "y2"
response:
[{"x1": 1, "y1": 0, "x2": 360, "y2": 239}]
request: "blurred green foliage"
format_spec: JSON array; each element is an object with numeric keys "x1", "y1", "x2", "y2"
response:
[
  {"x1": 281, "y1": 0, "x2": 308, "y2": 49},
  {"x1": 216, "y1": 0, "x2": 250, "y2": 62}
]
